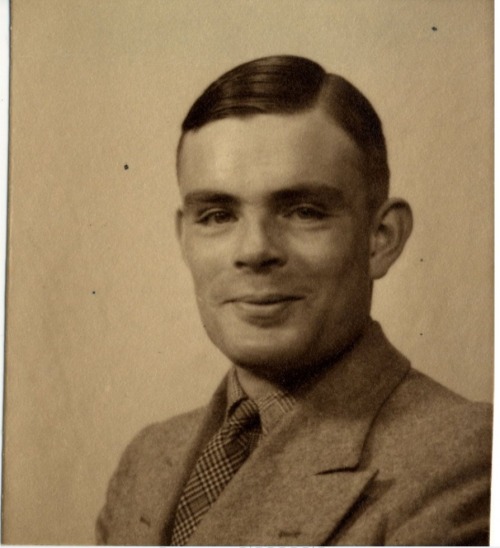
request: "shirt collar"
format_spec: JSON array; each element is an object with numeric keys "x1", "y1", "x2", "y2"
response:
[{"x1": 226, "y1": 368, "x2": 296, "y2": 436}]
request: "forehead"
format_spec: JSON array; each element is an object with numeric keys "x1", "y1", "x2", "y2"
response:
[{"x1": 177, "y1": 108, "x2": 365, "y2": 200}]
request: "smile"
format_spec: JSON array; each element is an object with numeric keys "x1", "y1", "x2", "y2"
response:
[
  {"x1": 233, "y1": 294, "x2": 303, "y2": 305},
  {"x1": 226, "y1": 295, "x2": 303, "y2": 325}
]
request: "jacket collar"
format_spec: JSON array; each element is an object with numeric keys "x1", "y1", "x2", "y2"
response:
[{"x1": 283, "y1": 320, "x2": 410, "y2": 473}]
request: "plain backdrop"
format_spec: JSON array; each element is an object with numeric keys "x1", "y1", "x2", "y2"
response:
[{"x1": 4, "y1": 0, "x2": 493, "y2": 544}]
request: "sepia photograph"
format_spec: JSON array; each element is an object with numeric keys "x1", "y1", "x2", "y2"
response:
[{"x1": 3, "y1": 0, "x2": 493, "y2": 544}]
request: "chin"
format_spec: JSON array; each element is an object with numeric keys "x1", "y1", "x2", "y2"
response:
[
  {"x1": 205, "y1": 320, "x2": 294, "y2": 363},
  {"x1": 221, "y1": 338, "x2": 321, "y2": 382},
  {"x1": 225, "y1": 342, "x2": 288, "y2": 367}
]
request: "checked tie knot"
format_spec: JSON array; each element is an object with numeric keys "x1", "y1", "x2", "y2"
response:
[{"x1": 221, "y1": 397, "x2": 260, "y2": 447}]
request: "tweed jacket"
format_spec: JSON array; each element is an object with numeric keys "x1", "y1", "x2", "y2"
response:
[{"x1": 96, "y1": 322, "x2": 492, "y2": 545}]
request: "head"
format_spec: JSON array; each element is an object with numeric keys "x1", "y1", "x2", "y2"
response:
[{"x1": 175, "y1": 55, "x2": 412, "y2": 385}]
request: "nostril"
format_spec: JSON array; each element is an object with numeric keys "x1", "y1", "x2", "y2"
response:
[{"x1": 235, "y1": 256, "x2": 284, "y2": 271}]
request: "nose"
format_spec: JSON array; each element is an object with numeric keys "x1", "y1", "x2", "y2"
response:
[{"x1": 234, "y1": 215, "x2": 286, "y2": 271}]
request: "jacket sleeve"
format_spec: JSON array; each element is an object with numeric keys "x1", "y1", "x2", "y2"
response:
[
  {"x1": 96, "y1": 424, "x2": 161, "y2": 545},
  {"x1": 95, "y1": 407, "x2": 205, "y2": 545},
  {"x1": 388, "y1": 458, "x2": 490, "y2": 544},
  {"x1": 386, "y1": 404, "x2": 492, "y2": 546}
]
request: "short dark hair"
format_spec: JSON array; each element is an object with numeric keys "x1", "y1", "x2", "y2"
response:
[{"x1": 179, "y1": 55, "x2": 389, "y2": 212}]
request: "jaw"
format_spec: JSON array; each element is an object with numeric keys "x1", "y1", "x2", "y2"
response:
[
  {"x1": 202, "y1": 304, "x2": 371, "y2": 390},
  {"x1": 196, "y1": 273, "x2": 372, "y2": 374}
]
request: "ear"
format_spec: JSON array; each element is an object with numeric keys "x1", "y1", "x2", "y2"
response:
[
  {"x1": 175, "y1": 209, "x2": 186, "y2": 261},
  {"x1": 369, "y1": 198, "x2": 413, "y2": 280}
]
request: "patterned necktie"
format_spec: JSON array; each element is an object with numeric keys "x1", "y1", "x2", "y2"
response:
[{"x1": 170, "y1": 398, "x2": 260, "y2": 546}]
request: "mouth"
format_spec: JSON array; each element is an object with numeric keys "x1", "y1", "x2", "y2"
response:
[
  {"x1": 226, "y1": 294, "x2": 304, "y2": 324},
  {"x1": 229, "y1": 294, "x2": 303, "y2": 305}
]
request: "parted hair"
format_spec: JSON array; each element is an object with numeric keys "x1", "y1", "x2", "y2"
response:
[{"x1": 179, "y1": 55, "x2": 389, "y2": 212}]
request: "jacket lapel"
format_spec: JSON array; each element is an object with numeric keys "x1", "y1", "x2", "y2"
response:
[
  {"x1": 128, "y1": 381, "x2": 228, "y2": 545},
  {"x1": 189, "y1": 322, "x2": 410, "y2": 545},
  {"x1": 189, "y1": 455, "x2": 378, "y2": 546}
]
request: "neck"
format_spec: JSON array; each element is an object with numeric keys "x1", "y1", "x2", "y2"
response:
[
  {"x1": 234, "y1": 366, "x2": 282, "y2": 400},
  {"x1": 233, "y1": 321, "x2": 372, "y2": 400}
]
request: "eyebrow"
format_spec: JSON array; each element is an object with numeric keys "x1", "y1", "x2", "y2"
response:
[
  {"x1": 182, "y1": 183, "x2": 347, "y2": 208},
  {"x1": 183, "y1": 191, "x2": 238, "y2": 207},
  {"x1": 269, "y1": 183, "x2": 346, "y2": 206}
]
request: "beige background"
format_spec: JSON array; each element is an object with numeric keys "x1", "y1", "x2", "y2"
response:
[{"x1": 4, "y1": 0, "x2": 493, "y2": 544}]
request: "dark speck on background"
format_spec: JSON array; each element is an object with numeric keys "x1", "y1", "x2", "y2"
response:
[
  {"x1": 124, "y1": 164, "x2": 129, "y2": 170},
  {"x1": 92, "y1": 291, "x2": 96, "y2": 295},
  {"x1": 432, "y1": 26, "x2": 437, "y2": 31}
]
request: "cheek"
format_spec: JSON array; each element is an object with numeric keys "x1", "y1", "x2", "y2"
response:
[
  {"x1": 291, "y1": 229, "x2": 365, "y2": 277},
  {"x1": 183, "y1": 240, "x2": 225, "y2": 296},
  {"x1": 292, "y1": 236, "x2": 371, "y2": 310}
]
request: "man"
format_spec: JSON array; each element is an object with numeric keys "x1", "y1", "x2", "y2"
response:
[{"x1": 96, "y1": 55, "x2": 491, "y2": 545}]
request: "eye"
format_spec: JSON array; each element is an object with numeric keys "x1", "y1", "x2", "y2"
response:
[
  {"x1": 287, "y1": 205, "x2": 329, "y2": 220},
  {"x1": 197, "y1": 209, "x2": 236, "y2": 225}
]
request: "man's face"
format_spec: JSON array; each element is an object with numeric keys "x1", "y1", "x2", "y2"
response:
[{"x1": 177, "y1": 107, "x2": 375, "y2": 383}]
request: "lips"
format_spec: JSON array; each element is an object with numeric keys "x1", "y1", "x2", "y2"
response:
[
  {"x1": 231, "y1": 294, "x2": 302, "y2": 305},
  {"x1": 226, "y1": 294, "x2": 304, "y2": 325}
]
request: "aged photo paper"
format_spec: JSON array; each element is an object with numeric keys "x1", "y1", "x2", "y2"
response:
[{"x1": 4, "y1": 0, "x2": 493, "y2": 544}]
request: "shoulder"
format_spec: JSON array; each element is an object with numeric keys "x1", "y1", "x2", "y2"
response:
[
  {"x1": 108, "y1": 407, "x2": 209, "y2": 488},
  {"x1": 122, "y1": 408, "x2": 207, "y2": 463},
  {"x1": 381, "y1": 368, "x2": 491, "y2": 440},
  {"x1": 369, "y1": 368, "x2": 492, "y2": 464},
  {"x1": 96, "y1": 407, "x2": 207, "y2": 544},
  {"x1": 364, "y1": 369, "x2": 492, "y2": 544}
]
